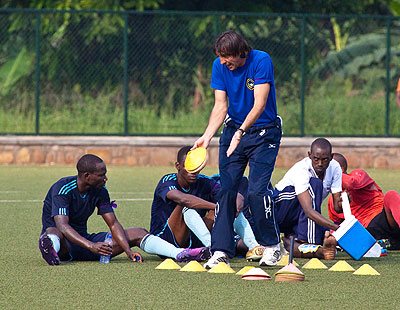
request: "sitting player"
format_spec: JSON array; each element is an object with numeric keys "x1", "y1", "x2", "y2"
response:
[
  {"x1": 146, "y1": 146, "x2": 261, "y2": 266},
  {"x1": 39, "y1": 154, "x2": 209, "y2": 265},
  {"x1": 273, "y1": 138, "x2": 341, "y2": 259},
  {"x1": 328, "y1": 153, "x2": 400, "y2": 249}
]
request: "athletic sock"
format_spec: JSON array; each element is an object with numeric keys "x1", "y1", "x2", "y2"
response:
[
  {"x1": 233, "y1": 211, "x2": 259, "y2": 250},
  {"x1": 139, "y1": 234, "x2": 181, "y2": 259},
  {"x1": 182, "y1": 207, "x2": 211, "y2": 247},
  {"x1": 47, "y1": 234, "x2": 60, "y2": 253}
]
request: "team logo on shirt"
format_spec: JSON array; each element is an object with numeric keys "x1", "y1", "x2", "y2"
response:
[{"x1": 246, "y1": 78, "x2": 254, "y2": 90}]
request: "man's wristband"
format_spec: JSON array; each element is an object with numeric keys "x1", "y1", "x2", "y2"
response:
[{"x1": 237, "y1": 128, "x2": 246, "y2": 136}]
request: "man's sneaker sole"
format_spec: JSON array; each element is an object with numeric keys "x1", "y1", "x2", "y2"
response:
[
  {"x1": 203, "y1": 253, "x2": 230, "y2": 270},
  {"x1": 245, "y1": 246, "x2": 264, "y2": 262},
  {"x1": 259, "y1": 248, "x2": 282, "y2": 267},
  {"x1": 259, "y1": 260, "x2": 279, "y2": 267},
  {"x1": 39, "y1": 234, "x2": 60, "y2": 266}
]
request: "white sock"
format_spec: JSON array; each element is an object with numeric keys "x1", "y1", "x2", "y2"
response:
[
  {"x1": 182, "y1": 207, "x2": 211, "y2": 247},
  {"x1": 47, "y1": 234, "x2": 60, "y2": 253},
  {"x1": 233, "y1": 212, "x2": 259, "y2": 250},
  {"x1": 139, "y1": 234, "x2": 181, "y2": 259}
]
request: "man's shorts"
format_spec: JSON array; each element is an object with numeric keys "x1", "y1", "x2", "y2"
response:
[
  {"x1": 156, "y1": 223, "x2": 204, "y2": 249},
  {"x1": 367, "y1": 209, "x2": 400, "y2": 250},
  {"x1": 65, "y1": 232, "x2": 108, "y2": 261}
]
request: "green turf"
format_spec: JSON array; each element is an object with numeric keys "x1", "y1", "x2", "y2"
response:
[{"x1": 1, "y1": 166, "x2": 399, "y2": 309}]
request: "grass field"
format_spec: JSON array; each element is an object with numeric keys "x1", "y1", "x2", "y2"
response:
[{"x1": 1, "y1": 165, "x2": 400, "y2": 309}]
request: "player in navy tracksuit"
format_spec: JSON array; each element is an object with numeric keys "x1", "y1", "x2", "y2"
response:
[
  {"x1": 193, "y1": 30, "x2": 282, "y2": 268},
  {"x1": 39, "y1": 154, "x2": 144, "y2": 264},
  {"x1": 39, "y1": 154, "x2": 209, "y2": 266},
  {"x1": 149, "y1": 146, "x2": 260, "y2": 259},
  {"x1": 149, "y1": 169, "x2": 219, "y2": 249}
]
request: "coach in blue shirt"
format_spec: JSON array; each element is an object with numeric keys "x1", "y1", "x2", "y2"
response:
[{"x1": 193, "y1": 30, "x2": 282, "y2": 269}]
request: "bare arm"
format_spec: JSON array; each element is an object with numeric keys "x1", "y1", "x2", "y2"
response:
[
  {"x1": 297, "y1": 191, "x2": 339, "y2": 231},
  {"x1": 226, "y1": 83, "x2": 270, "y2": 157},
  {"x1": 396, "y1": 91, "x2": 400, "y2": 108},
  {"x1": 193, "y1": 89, "x2": 228, "y2": 149},
  {"x1": 166, "y1": 189, "x2": 216, "y2": 210},
  {"x1": 54, "y1": 214, "x2": 112, "y2": 256},
  {"x1": 236, "y1": 192, "x2": 245, "y2": 213},
  {"x1": 331, "y1": 192, "x2": 343, "y2": 214},
  {"x1": 102, "y1": 212, "x2": 142, "y2": 262}
]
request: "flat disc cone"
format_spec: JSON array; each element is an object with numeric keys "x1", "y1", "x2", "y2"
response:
[{"x1": 185, "y1": 147, "x2": 208, "y2": 173}]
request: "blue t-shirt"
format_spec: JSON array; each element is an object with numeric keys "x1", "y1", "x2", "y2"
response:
[
  {"x1": 149, "y1": 173, "x2": 220, "y2": 236},
  {"x1": 210, "y1": 49, "x2": 277, "y2": 126},
  {"x1": 41, "y1": 176, "x2": 113, "y2": 235}
]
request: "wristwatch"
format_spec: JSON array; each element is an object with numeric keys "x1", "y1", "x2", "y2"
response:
[{"x1": 237, "y1": 128, "x2": 246, "y2": 136}]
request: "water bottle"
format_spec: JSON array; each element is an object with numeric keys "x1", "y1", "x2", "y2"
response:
[
  {"x1": 99, "y1": 232, "x2": 113, "y2": 264},
  {"x1": 363, "y1": 242, "x2": 383, "y2": 258}
]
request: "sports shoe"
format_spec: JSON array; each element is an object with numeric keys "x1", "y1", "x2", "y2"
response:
[
  {"x1": 245, "y1": 245, "x2": 264, "y2": 262},
  {"x1": 279, "y1": 240, "x2": 288, "y2": 256},
  {"x1": 203, "y1": 251, "x2": 229, "y2": 269},
  {"x1": 176, "y1": 246, "x2": 211, "y2": 263},
  {"x1": 39, "y1": 234, "x2": 60, "y2": 266},
  {"x1": 259, "y1": 244, "x2": 282, "y2": 267},
  {"x1": 377, "y1": 239, "x2": 391, "y2": 250}
]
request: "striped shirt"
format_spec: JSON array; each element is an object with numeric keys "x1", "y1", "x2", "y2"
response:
[{"x1": 41, "y1": 176, "x2": 111, "y2": 235}]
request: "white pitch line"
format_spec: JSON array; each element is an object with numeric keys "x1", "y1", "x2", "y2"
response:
[
  {"x1": 0, "y1": 191, "x2": 26, "y2": 193},
  {"x1": 116, "y1": 198, "x2": 152, "y2": 201},
  {"x1": 0, "y1": 198, "x2": 153, "y2": 203},
  {"x1": 0, "y1": 200, "x2": 43, "y2": 203},
  {"x1": 109, "y1": 192, "x2": 153, "y2": 194}
]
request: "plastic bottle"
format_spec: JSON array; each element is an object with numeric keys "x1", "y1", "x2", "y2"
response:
[
  {"x1": 99, "y1": 232, "x2": 113, "y2": 264},
  {"x1": 363, "y1": 242, "x2": 383, "y2": 258}
]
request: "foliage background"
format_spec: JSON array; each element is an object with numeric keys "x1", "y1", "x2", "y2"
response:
[{"x1": 0, "y1": 1, "x2": 400, "y2": 136}]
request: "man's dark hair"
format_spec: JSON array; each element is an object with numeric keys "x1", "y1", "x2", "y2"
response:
[
  {"x1": 177, "y1": 146, "x2": 192, "y2": 164},
  {"x1": 332, "y1": 153, "x2": 348, "y2": 172},
  {"x1": 310, "y1": 138, "x2": 332, "y2": 154},
  {"x1": 76, "y1": 154, "x2": 103, "y2": 176},
  {"x1": 213, "y1": 30, "x2": 252, "y2": 58}
]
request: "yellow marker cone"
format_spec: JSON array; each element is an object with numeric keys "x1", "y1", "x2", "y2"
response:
[
  {"x1": 329, "y1": 260, "x2": 355, "y2": 272},
  {"x1": 155, "y1": 258, "x2": 181, "y2": 270},
  {"x1": 353, "y1": 264, "x2": 380, "y2": 276},
  {"x1": 302, "y1": 258, "x2": 328, "y2": 269},
  {"x1": 242, "y1": 267, "x2": 271, "y2": 280},
  {"x1": 208, "y1": 262, "x2": 235, "y2": 273},
  {"x1": 236, "y1": 266, "x2": 255, "y2": 275},
  {"x1": 276, "y1": 255, "x2": 299, "y2": 266},
  {"x1": 180, "y1": 260, "x2": 207, "y2": 272}
]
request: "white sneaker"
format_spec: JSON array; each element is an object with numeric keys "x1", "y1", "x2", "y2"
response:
[
  {"x1": 259, "y1": 244, "x2": 282, "y2": 267},
  {"x1": 203, "y1": 251, "x2": 229, "y2": 269},
  {"x1": 279, "y1": 240, "x2": 288, "y2": 256}
]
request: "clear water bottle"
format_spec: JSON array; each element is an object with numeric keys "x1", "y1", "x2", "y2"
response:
[
  {"x1": 363, "y1": 242, "x2": 383, "y2": 258},
  {"x1": 99, "y1": 232, "x2": 113, "y2": 264}
]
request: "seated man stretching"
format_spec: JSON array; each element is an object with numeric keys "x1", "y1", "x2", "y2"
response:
[
  {"x1": 274, "y1": 138, "x2": 340, "y2": 259},
  {"x1": 144, "y1": 146, "x2": 261, "y2": 267}
]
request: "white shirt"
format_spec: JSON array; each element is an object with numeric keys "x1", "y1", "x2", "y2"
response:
[{"x1": 275, "y1": 157, "x2": 342, "y2": 200}]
